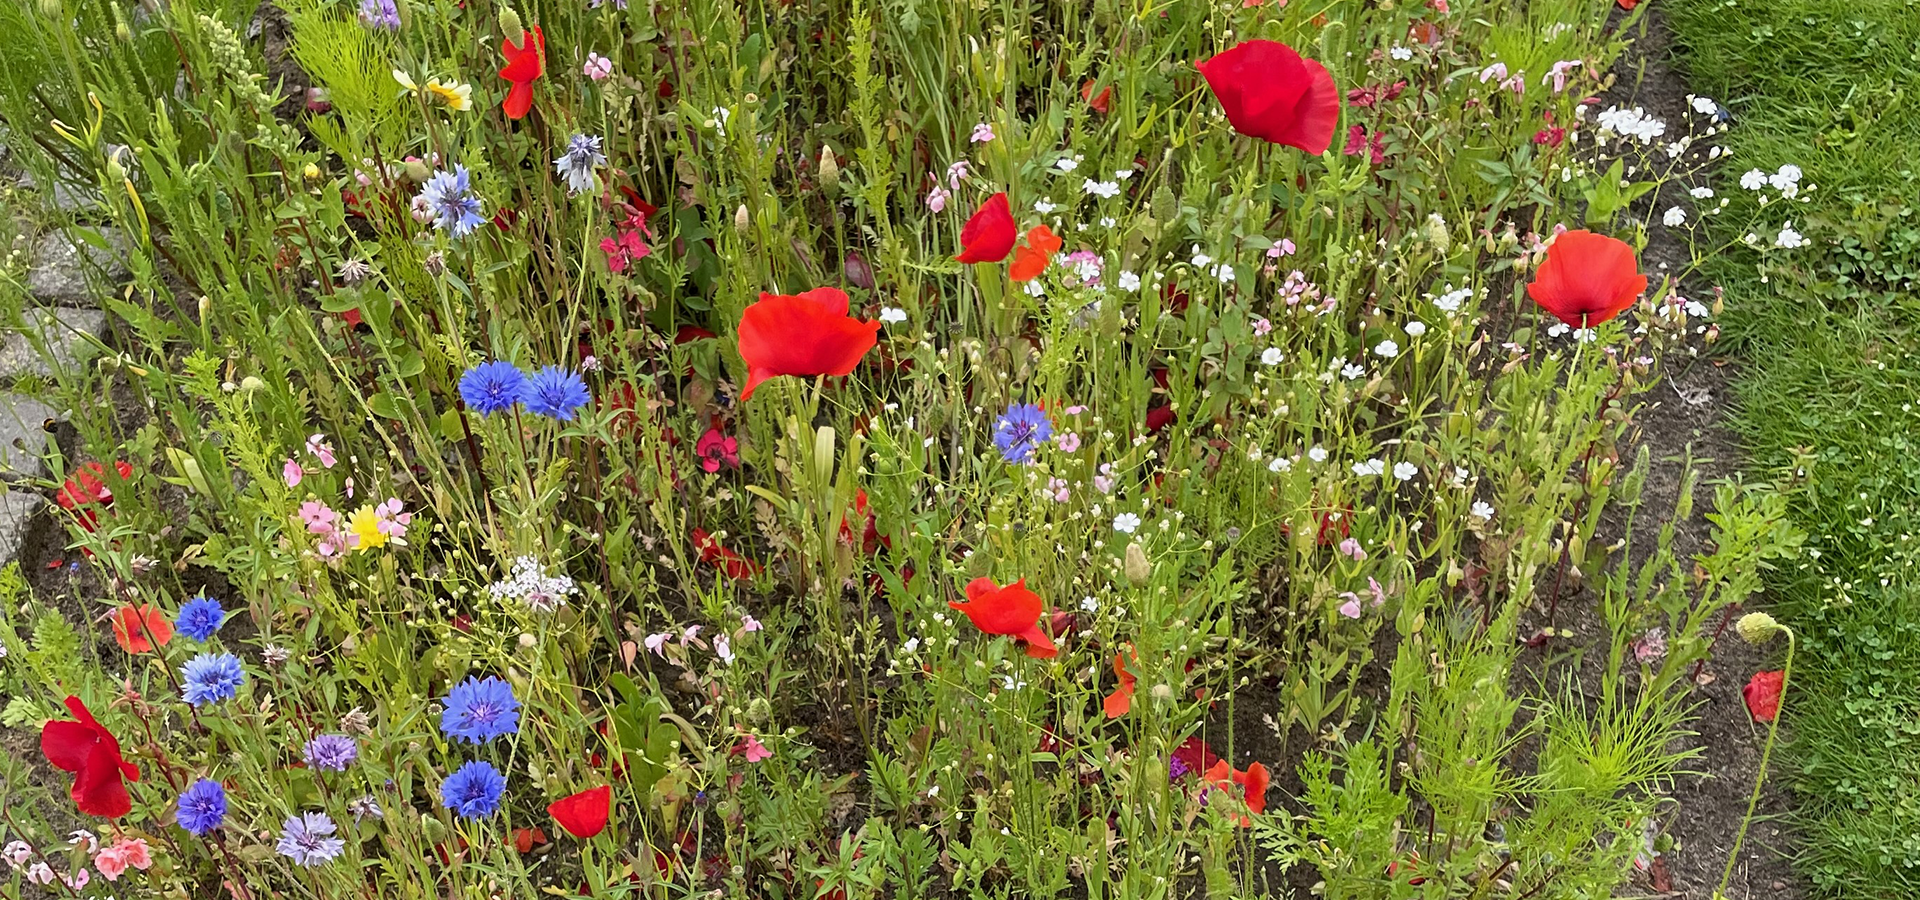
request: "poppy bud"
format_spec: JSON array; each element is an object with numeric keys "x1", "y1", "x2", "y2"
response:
[
  {"x1": 817, "y1": 145, "x2": 840, "y2": 194},
  {"x1": 1124, "y1": 542, "x2": 1150, "y2": 586},
  {"x1": 746, "y1": 697, "x2": 771, "y2": 726},
  {"x1": 37, "y1": 0, "x2": 60, "y2": 17},
  {"x1": 424, "y1": 251, "x2": 446, "y2": 276},
  {"x1": 497, "y1": 6, "x2": 525, "y2": 42},
  {"x1": 1735, "y1": 612, "x2": 1782, "y2": 645},
  {"x1": 734, "y1": 204, "x2": 750, "y2": 233},
  {"x1": 403, "y1": 158, "x2": 431, "y2": 183},
  {"x1": 1423, "y1": 212, "x2": 1450, "y2": 254},
  {"x1": 239, "y1": 375, "x2": 266, "y2": 393}
]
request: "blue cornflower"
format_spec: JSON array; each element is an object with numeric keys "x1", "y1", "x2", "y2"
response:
[
  {"x1": 521, "y1": 366, "x2": 592, "y2": 421},
  {"x1": 553, "y1": 134, "x2": 606, "y2": 194},
  {"x1": 992, "y1": 403, "x2": 1053, "y2": 464},
  {"x1": 440, "y1": 760, "x2": 507, "y2": 819},
  {"x1": 303, "y1": 734, "x2": 359, "y2": 772},
  {"x1": 357, "y1": 0, "x2": 400, "y2": 29},
  {"x1": 440, "y1": 675, "x2": 520, "y2": 744},
  {"x1": 181, "y1": 653, "x2": 245, "y2": 706},
  {"x1": 177, "y1": 779, "x2": 228, "y2": 836},
  {"x1": 458, "y1": 361, "x2": 529, "y2": 416},
  {"x1": 175, "y1": 596, "x2": 226, "y2": 642},
  {"x1": 276, "y1": 812, "x2": 346, "y2": 866},
  {"x1": 417, "y1": 166, "x2": 486, "y2": 238}
]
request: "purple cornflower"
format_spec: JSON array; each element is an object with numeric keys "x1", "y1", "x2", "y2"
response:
[
  {"x1": 303, "y1": 734, "x2": 358, "y2": 772},
  {"x1": 521, "y1": 366, "x2": 592, "y2": 421},
  {"x1": 181, "y1": 653, "x2": 244, "y2": 706},
  {"x1": 417, "y1": 166, "x2": 485, "y2": 238},
  {"x1": 458, "y1": 361, "x2": 528, "y2": 416},
  {"x1": 992, "y1": 403, "x2": 1053, "y2": 464},
  {"x1": 175, "y1": 596, "x2": 225, "y2": 642},
  {"x1": 439, "y1": 675, "x2": 520, "y2": 744},
  {"x1": 276, "y1": 812, "x2": 345, "y2": 866},
  {"x1": 357, "y1": 0, "x2": 400, "y2": 29},
  {"x1": 176, "y1": 779, "x2": 227, "y2": 836},
  {"x1": 440, "y1": 761, "x2": 507, "y2": 819}
]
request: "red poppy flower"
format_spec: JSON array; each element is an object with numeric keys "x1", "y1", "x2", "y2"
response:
[
  {"x1": 692, "y1": 528, "x2": 762, "y2": 579},
  {"x1": 498, "y1": 25, "x2": 545, "y2": 120},
  {"x1": 548, "y1": 785, "x2": 612, "y2": 839},
  {"x1": 1616, "y1": 0, "x2": 1639, "y2": 8},
  {"x1": 675, "y1": 325, "x2": 718, "y2": 344},
  {"x1": 954, "y1": 192, "x2": 1017, "y2": 264},
  {"x1": 735, "y1": 287, "x2": 880, "y2": 401},
  {"x1": 1526, "y1": 230, "x2": 1648, "y2": 327},
  {"x1": 110, "y1": 604, "x2": 172, "y2": 654},
  {"x1": 1197, "y1": 40, "x2": 1341, "y2": 154},
  {"x1": 58, "y1": 460, "x2": 132, "y2": 532},
  {"x1": 1202, "y1": 759, "x2": 1270, "y2": 825},
  {"x1": 1082, "y1": 80, "x2": 1112, "y2": 114},
  {"x1": 41, "y1": 696, "x2": 140, "y2": 818},
  {"x1": 1743, "y1": 670, "x2": 1785, "y2": 722},
  {"x1": 1103, "y1": 652, "x2": 1137, "y2": 719},
  {"x1": 1009, "y1": 225, "x2": 1063, "y2": 283},
  {"x1": 1173, "y1": 736, "x2": 1220, "y2": 776},
  {"x1": 1145, "y1": 405, "x2": 1176, "y2": 433},
  {"x1": 949, "y1": 577, "x2": 1057, "y2": 659}
]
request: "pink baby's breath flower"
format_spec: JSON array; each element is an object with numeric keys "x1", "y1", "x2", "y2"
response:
[
  {"x1": 1056, "y1": 432, "x2": 1082, "y2": 452},
  {"x1": 374, "y1": 498, "x2": 411, "y2": 540},
  {"x1": 740, "y1": 615, "x2": 762, "y2": 633},
  {"x1": 1047, "y1": 478, "x2": 1070, "y2": 503},
  {"x1": 583, "y1": 53, "x2": 613, "y2": 81},
  {"x1": 926, "y1": 185, "x2": 950, "y2": 213},
  {"x1": 1252, "y1": 317, "x2": 1272, "y2": 336},
  {"x1": 969, "y1": 123, "x2": 995, "y2": 143},
  {"x1": 1267, "y1": 238, "x2": 1296, "y2": 258},
  {"x1": 739, "y1": 734, "x2": 773, "y2": 762},
  {"x1": 1336, "y1": 596, "x2": 1363, "y2": 618},
  {"x1": 645, "y1": 632, "x2": 671, "y2": 656},
  {"x1": 946, "y1": 160, "x2": 970, "y2": 191},
  {"x1": 283, "y1": 459, "x2": 304, "y2": 488},
  {"x1": 1338, "y1": 537, "x2": 1368, "y2": 561}
]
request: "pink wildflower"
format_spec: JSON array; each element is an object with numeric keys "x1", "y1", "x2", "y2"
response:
[
  {"x1": 583, "y1": 53, "x2": 613, "y2": 81},
  {"x1": 307, "y1": 434, "x2": 337, "y2": 468},
  {"x1": 283, "y1": 459, "x2": 303, "y2": 488},
  {"x1": 740, "y1": 734, "x2": 773, "y2": 762}
]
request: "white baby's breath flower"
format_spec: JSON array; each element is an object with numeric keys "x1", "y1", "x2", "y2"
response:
[
  {"x1": 1118, "y1": 270, "x2": 1141, "y2": 292},
  {"x1": 1261, "y1": 347, "x2": 1285, "y2": 366},
  {"x1": 1374, "y1": 340, "x2": 1400, "y2": 358},
  {"x1": 879, "y1": 307, "x2": 907, "y2": 324},
  {"x1": 1662, "y1": 207, "x2": 1687, "y2": 227},
  {"x1": 1392, "y1": 461, "x2": 1417, "y2": 482},
  {"x1": 1112, "y1": 513, "x2": 1142, "y2": 534},
  {"x1": 1471, "y1": 500, "x2": 1495, "y2": 520}
]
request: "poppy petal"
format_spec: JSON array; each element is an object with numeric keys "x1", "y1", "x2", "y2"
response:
[
  {"x1": 1743, "y1": 670, "x2": 1785, "y2": 722},
  {"x1": 41, "y1": 720, "x2": 97, "y2": 772},
  {"x1": 73, "y1": 743, "x2": 133, "y2": 818},
  {"x1": 549, "y1": 785, "x2": 612, "y2": 839},
  {"x1": 955, "y1": 193, "x2": 1017, "y2": 264}
]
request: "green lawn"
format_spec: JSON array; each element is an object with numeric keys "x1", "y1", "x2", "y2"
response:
[{"x1": 1666, "y1": 0, "x2": 1920, "y2": 896}]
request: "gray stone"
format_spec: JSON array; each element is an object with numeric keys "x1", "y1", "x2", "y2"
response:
[
  {"x1": 0, "y1": 396, "x2": 59, "y2": 479},
  {"x1": 0, "y1": 491, "x2": 43, "y2": 566},
  {"x1": 25, "y1": 228, "x2": 132, "y2": 307},
  {"x1": 15, "y1": 171, "x2": 101, "y2": 214},
  {"x1": 0, "y1": 308, "x2": 108, "y2": 381}
]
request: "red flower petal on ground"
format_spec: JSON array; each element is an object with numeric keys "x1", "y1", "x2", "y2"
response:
[
  {"x1": 1526, "y1": 230, "x2": 1648, "y2": 327},
  {"x1": 110, "y1": 605, "x2": 172, "y2": 654},
  {"x1": 1743, "y1": 669, "x2": 1785, "y2": 722},
  {"x1": 692, "y1": 528, "x2": 762, "y2": 579},
  {"x1": 1103, "y1": 652, "x2": 1137, "y2": 719},
  {"x1": 1197, "y1": 40, "x2": 1341, "y2": 154},
  {"x1": 498, "y1": 25, "x2": 546, "y2": 120},
  {"x1": 548, "y1": 785, "x2": 612, "y2": 839},
  {"x1": 41, "y1": 697, "x2": 139, "y2": 818},
  {"x1": 954, "y1": 193, "x2": 1017, "y2": 264},
  {"x1": 949, "y1": 577, "x2": 1057, "y2": 659},
  {"x1": 736, "y1": 287, "x2": 879, "y2": 401},
  {"x1": 1009, "y1": 225, "x2": 1063, "y2": 283}
]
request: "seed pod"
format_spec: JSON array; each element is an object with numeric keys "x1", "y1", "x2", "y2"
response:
[
  {"x1": 1123, "y1": 542, "x2": 1150, "y2": 586},
  {"x1": 817, "y1": 145, "x2": 840, "y2": 194}
]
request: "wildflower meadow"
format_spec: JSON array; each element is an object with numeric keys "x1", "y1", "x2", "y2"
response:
[{"x1": 0, "y1": 0, "x2": 1850, "y2": 897}]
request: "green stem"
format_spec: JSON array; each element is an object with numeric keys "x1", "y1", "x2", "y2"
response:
[{"x1": 1715, "y1": 628, "x2": 1794, "y2": 899}]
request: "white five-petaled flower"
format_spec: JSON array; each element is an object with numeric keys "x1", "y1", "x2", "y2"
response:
[
  {"x1": 1374, "y1": 340, "x2": 1400, "y2": 358},
  {"x1": 1392, "y1": 461, "x2": 1417, "y2": 482},
  {"x1": 1112, "y1": 513, "x2": 1142, "y2": 534},
  {"x1": 879, "y1": 307, "x2": 908, "y2": 324},
  {"x1": 1261, "y1": 347, "x2": 1285, "y2": 366},
  {"x1": 1117, "y1": 270, "x2": 1141, "y2": 292},
  {"x1": 1662, "y1": 207, "x2": 1687, "y2": 227},
  {"x1": 1390, "y1": 46, "x2": 1413, "y2": 61},
  {"x1": 1353, "y1": 458, "x2": 1387, "y2": 477},
  {"x1": 1471, "y1": 500, "x2": 1495, "y2": 520}
]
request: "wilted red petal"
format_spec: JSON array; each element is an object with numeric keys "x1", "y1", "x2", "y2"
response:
[
  {"x1": 1198, "y1": 40, "x2": 1341, "y2": 154},
  {"x1": 550, "y1": 785, "x2": 612, "y2": 839},
  {"x1": 1526, "y1": 230, "x2": 1648, "y2": 327},
  {"x1": 1743, "y1": 670, "x2": 1785, "y2": 722},
  {"x1": 736, "y1": 289, "x2": 879, "y2": 400},
  {"x1": 43, "y1": 698, "x2": 137, "y2": 819},
  {"x1": 955, "y1": 193, "x2": 1017, "y2": 264}
]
